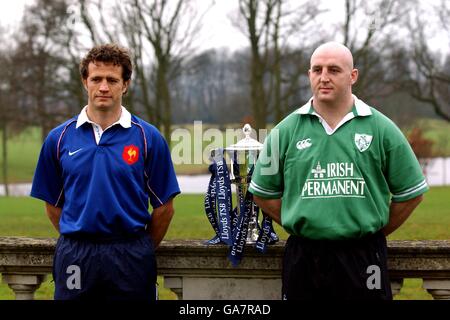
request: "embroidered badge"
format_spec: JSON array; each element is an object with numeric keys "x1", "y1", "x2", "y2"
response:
[
  {"x1": 354, "y1": 134, "x2": 373, "y2": 152},
  {"x1": 122, "y1": 145, "x2": 139, "y2": 165}
]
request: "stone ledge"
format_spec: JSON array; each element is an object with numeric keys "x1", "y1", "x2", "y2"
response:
[
  {"x1": 0, "y1": 237, "x2": 56, "y2": 252},
  {"x1": 1, "y1": 237, "x2": 449, "y2": 300},
  {"x1": 0, "y1": 237, "x2": 449, "y2": 277}
]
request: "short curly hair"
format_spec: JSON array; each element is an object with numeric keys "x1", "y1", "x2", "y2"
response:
[{"x1": 79, "y1": 44, "x2": 132, "y2": 81}]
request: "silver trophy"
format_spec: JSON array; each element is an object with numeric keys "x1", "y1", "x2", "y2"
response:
[{"x1": 211, "y1": 124, "x2": 263, "y2": 243}]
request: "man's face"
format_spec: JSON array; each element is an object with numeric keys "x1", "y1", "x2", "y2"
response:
[
  {"x1": 82, "y1": 61, "x2": 129, "y2": 111},
  {"x1": 308, "y1": 49, "x2": 358, "y2": 104}
]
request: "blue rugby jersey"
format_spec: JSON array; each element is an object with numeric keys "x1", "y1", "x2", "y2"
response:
[{"x1": 31, "y1": 110, "x2": 180, "y2": 236}]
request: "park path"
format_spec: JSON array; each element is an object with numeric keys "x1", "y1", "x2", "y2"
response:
[{"x1": 0, "y1": 175, "x2": 212, "y2": 196}]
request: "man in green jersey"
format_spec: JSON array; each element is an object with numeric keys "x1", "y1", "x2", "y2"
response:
[{"x1": 248, "y1": 42, "x2": 428, "y2": 300}]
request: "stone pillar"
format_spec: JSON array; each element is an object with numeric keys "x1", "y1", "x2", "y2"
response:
[
  {"x1": 422, "y1": 279, "x2": 450, "y2": 300},
  {"x1": 390, "y1": 278, "x2": 404, "y2": 297},
  {"x1": 2, "y1": 274, "x2": 47, "y2": 300},
  {"x1": 181, "y1": 277, "x2": 281, "y2": 300},
  {"x1": 164, "y1": 276, "x2": 183, "y2": 300}
]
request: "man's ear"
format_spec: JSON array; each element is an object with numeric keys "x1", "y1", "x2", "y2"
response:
[
  {"x1": 82, "y1": 78, "x2": 88, "y2": 91},
  {"x1": 123, "y1": 80, "x2": 131, "y2": 94},
  {"x1": 351, "y1": 68, "x2": 359, "y2": 85}
]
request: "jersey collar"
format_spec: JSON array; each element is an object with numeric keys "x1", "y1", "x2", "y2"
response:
[
  {"x1": 295, "y1": 95, "x2": 372, "y2": 135},
  {"x1": 76, "y1": 105, "x2": 132, "y2": 129},
  {"x1": 296, "y1": 94, "x2": 372, "y2": 117}
]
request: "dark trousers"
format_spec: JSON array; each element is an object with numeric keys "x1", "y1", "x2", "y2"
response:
[
  {"x1": 53, "y1": 232, "x2": 157, "y2": 300},
  {"x1": 282, "y1": 231, "x2": 393, "y2": 300}
]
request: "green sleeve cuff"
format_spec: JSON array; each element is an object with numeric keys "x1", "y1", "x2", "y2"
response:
[{"x1": 391, "y1": 180, "x2": 429, "y2": 202}]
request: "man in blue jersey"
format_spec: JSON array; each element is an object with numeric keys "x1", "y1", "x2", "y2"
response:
[{"x1": 31, "y1": 44, "x2": 180, "y2": 300}]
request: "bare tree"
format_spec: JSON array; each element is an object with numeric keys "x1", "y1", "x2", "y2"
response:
[
  {"x1": 0, "y1": 29, "x2": 29, "y2": 192},
  {"x1": 172, "y1": 49, "x2": 252, "y2": 124},
  {"x1": 78, "y1": 0, "x2": 205, "y2": 142},
  {"x1": 236, "y1": 0, "x2": 322, "y2": 129},
  {"x1": 340, "y1": 0, "x2": 415, "y2": 102},
  {"x1": 236, "y1": 0, "x2": 276, "y2": 130},
  {"x1": 270, "y1": 1, "x2": 321, "y2": 122},
  {"x1": 0, "y1": 48, "x2": 11, "y2": 195},
  {"x1": 405, "y1": 1, "x2": 450, "y2": 122},
  {"x1": 132, "y1": 0, "x2": 204, "y2": 142},
  {"x1": 14, "y1": 0, "x2": 76, "y2": 141}
]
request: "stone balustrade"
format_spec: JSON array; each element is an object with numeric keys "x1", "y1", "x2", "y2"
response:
[{"x1": 0, "y1": 237, "x2": 449, "y2": 300}]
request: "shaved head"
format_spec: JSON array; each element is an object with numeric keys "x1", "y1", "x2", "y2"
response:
[
  {"x1": 310, "y1": 42, "x2": 354, "y2": 70},
  {"x1": 308, "y1": 41, "x2": 359, "y2": 109}
]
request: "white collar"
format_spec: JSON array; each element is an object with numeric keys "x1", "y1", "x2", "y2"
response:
[
  {"x1": 76, "y1": 105, "x2": 132, "y2": 129},
  {"x1": 295, "y1": 94, "x2": 372, "y2": 117}
]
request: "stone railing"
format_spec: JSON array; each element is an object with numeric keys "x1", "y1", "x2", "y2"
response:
[{"x1": 0, "y1": 237, "x2": 449, "y2": 300}]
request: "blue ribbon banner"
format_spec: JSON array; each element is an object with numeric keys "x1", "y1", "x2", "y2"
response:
[
  {"x1": 255, "y1": 212, "x2": 279, "y2": 253},
  {"x1": 228, "y1": 190, "x2": 253, "y2": 266},
  {"x1": 204, "y1": 163, "x2": 221, "y2": 245},
  {"x1": 205, "y1": 149, "x2": 233, "y2": 245},
  {"x1": 204, "y1": 151, "x2": 278, "y2": 266}
]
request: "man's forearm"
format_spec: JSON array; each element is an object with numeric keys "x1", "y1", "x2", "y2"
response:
[
  {"x1": 45, "y1": 203, "x2": 62, "y2": 233},
  {"x1": 382, "y1": 195, "x2": 423, "y2": 236},
  {"x1": 253, "y1": 195, "x2": 282, "y2": 225},
  {"x1": 148, "y1": 199, "x2": 174, "y2": 248}
]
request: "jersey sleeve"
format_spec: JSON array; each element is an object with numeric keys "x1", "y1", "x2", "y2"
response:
[
  {"x1": 249, "y1": 127, "x2": 285, "y2": 199},
  {"x1": 383, "y1": 122, "x2": 429, "y2": 202},
  {"x1": 30, "y1": 130, "x2": 65, "y2": 207},
  {"x1": 145, "y1": 128, "x2": 180, "y2": 208}
]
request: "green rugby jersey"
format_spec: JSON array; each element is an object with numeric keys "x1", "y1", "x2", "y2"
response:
[{"x1": 249, "y1": 95, "x2": 428, "y2": 240}]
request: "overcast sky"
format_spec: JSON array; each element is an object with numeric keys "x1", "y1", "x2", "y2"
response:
[
  {"x1": 0, "y1": 0, "x2": 28, "y2": 27},
  {"x1": 0, "y1": 0, "x2": 249, "y2": 51},
  {"x1": 0, "y1": 0, "x2": 448, "y2": 54}
]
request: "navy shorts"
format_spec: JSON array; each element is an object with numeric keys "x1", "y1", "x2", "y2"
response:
[
  {"x1": 282, "y1": 231, "x2": 393, "y2": 300},
  {"x1": 53, "y1": 232, "x2": 157, "y2": 300}
]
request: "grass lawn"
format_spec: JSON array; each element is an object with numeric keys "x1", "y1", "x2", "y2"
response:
[
  {"x1": 1, "y1": 187, "x2": 449, "y2": 300},
  {"x1": 410, "y1": 119, "x2": 450, "y2": 156},
  {"x1": 1, "y1": 118, "x2": 450, "y2": 182},
  {"x1": 0, "y1": 127, "x2": 42, "y2": 183}
]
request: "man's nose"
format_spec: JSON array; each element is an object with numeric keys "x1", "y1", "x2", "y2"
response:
[
  {"x1": 320, "y1": 71, "x2": 330, "y2": 82},
  {"x1": 99, "y1": 81, "x2": 109, "y2": 91}
]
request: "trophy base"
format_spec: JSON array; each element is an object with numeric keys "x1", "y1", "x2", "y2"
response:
[{"x1": 245, "y1": 227, "x2": 260, "y2": 244}]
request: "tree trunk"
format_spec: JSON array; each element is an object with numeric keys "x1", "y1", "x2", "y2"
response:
[
  {"x1": 1, "y1": 122, "x2": 9, "y2": 196},
  {"x1": 251, "y1": 55, "x2": 267, "y2": 131},
  {"x1": 273, "y1": 0, "x2": 282, "y2": 123},
  {"x1": 162, "y1": 80, "x2": 172, "y2": 146},
  {"x1": 157, "y1": 60, "x2": 172, "y2": 145},
  {"x1": 137, "y1": 65, "x2": 155, "y2": 124}
]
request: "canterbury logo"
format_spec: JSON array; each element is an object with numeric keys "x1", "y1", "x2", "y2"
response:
[{"x1": 296, "y1": 138, "x2": 312, "y2": 150}]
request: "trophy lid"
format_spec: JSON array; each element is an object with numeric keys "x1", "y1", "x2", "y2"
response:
[{"x1": 225, "y1": 124, "x2": 263, "y2": 151}]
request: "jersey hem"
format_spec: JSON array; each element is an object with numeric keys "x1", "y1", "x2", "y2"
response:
[
  {"x1": 151, "y1": 190, "x2": 181, "y2": 209},
  {"x1": 29, "y1": 192, "x2": 62, "y2": 208}
]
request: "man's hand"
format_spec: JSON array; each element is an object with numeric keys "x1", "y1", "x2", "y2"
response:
[
  {"x1": 148, "y1": 198, "x2": 175, "y2": 248},
  {"x1": 45, "y1": 203, "x2": 62, "y2": 233},
  {"x1": 253, "y1": 195, "x2": 282, "y2": 225},
  {"x1": 382, "y1": 195, "x2": 423, "y2": 237}
]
